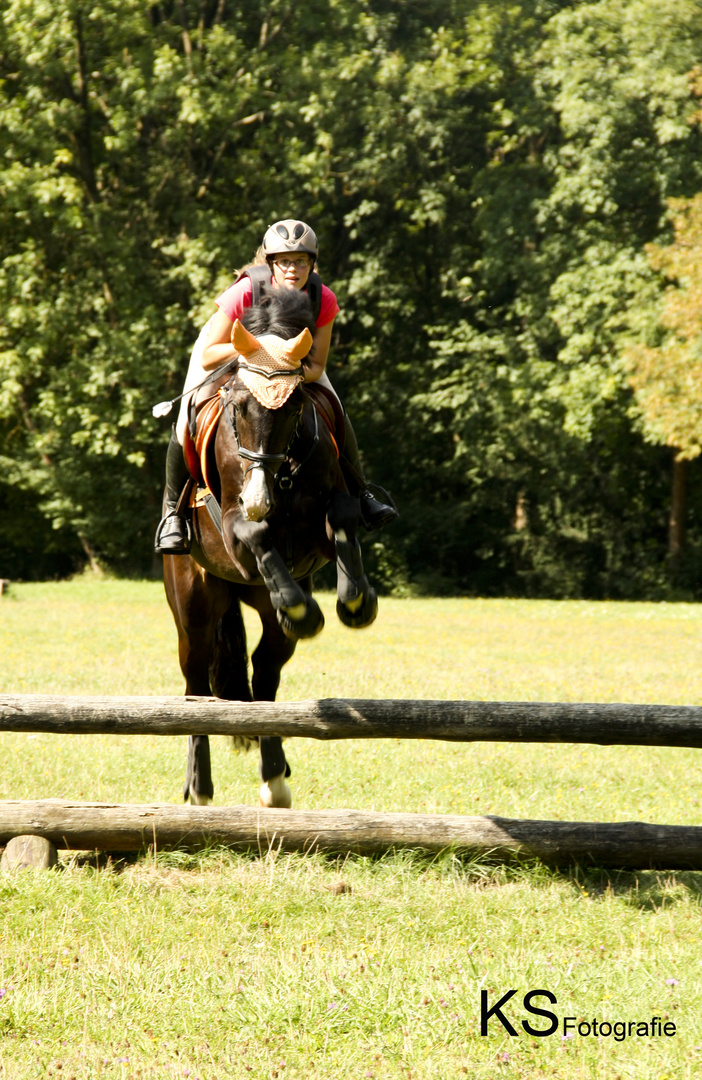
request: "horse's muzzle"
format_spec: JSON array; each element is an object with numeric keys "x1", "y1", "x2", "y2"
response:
[{"x1": 240, "y1": 465, "x2": 273, "y2": 521}]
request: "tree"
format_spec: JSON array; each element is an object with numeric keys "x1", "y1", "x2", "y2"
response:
[
  {"x1": 0, "y1": 0, "x2": 372, "y2": 571},
  {"x1": 4, "y1": 0, "x2": 702, "y2": 597},
  {"x1": 625, "y1": 193, "x2": 702, "y2": 563}
]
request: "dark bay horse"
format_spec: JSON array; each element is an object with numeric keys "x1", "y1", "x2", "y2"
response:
[{"x1": 163, "y1": 288, "x2": 377, "y2": 808}]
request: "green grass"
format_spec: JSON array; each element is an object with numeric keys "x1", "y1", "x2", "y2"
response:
[{"x1": 1, "y1": 578, "x2": 701, "y2": 1078}]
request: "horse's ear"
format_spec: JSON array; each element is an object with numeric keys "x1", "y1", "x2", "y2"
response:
[
  {"x1": 231, "y1": 319, "x2": 261, "y2": 357},
  {"x1": 285, "y1": 328, "x2": 314, "y2": 363}
]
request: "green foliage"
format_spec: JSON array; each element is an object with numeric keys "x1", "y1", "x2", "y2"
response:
[
  {"x1": 626, "y1": 194, "x2": 702, "y2": 458},
  {"x1": 2, "y1": 0, "x2": 702, "y2": 593}
]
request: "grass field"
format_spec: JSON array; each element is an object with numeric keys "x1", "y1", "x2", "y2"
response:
[{"x1": 1, "y1": 578, "x2": 701, "y2": 1079}]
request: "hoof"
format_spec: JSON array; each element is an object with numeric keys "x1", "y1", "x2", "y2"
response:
[
  {"x1": 259, "y1": 774, "x2": 292, "y2": 808},
  {"x1": 277, "y1": 596, "x2": 325, "y2": 640},
  {"x1": 337, "y1": 587, "x2": 378, "y2": 629}
]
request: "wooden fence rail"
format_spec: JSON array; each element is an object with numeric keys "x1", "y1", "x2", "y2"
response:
[
  {"x1": 3, "y1": 693, "x2": 702, "y2": 746},
  {"x1": 3, "y1": 694, "x2": 701, "y2": 869},
  {"x1": 2, "y1": 800, "x2": 702, "y2": 868}
]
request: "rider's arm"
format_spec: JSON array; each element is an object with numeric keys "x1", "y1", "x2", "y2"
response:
[
  {"x1": 201, "y1": 299, "x2": 336, "y2": 378},
  {"x1": 303, "y1": 319, "x2": 334, "y2": 383},
  {"x1": 201, "y1": 308, "x2": 238, "y2": 371}
]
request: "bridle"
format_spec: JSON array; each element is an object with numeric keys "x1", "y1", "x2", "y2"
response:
[{"x1": 223, "y1": 368, "x2": 312, "y2": 484}]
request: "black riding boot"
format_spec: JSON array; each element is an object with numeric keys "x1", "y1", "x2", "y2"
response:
[
  {"x1": 340, "y1": 415, "x2": 398, "y2": 532},
  {"x1": 154, "y1": 431, "x2": 192, "y2": 555}
]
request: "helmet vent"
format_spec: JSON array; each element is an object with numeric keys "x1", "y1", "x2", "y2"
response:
[{"x1": 263, "y1": 219, "x2": 318, "y2": 257}]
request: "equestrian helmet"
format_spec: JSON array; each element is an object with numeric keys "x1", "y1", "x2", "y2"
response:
[{"x1": 263, "y1": 219, "x2": 318, "y2": 258}]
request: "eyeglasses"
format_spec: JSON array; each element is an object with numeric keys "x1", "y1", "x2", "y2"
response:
[{"x1": 274, "y1": 256, "x2": 312, "y2": 270}]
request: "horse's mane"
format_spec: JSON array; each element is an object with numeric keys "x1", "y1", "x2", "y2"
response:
[{"x1": 240, "y1": 285, "x2": 316, "y2": 343}]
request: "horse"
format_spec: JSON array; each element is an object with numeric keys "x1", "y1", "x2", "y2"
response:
[{"x1": 163, "y1": 287, "x2": 378, "y2": 809}]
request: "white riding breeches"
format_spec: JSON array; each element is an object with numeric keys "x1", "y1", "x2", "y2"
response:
[{"x1": 175, "y1": 316, "x2": 215, "y2": 445}]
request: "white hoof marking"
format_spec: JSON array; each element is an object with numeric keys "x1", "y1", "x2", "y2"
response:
[{"x1": 259, "y1": 775, "x2": 292, "y2": 809}]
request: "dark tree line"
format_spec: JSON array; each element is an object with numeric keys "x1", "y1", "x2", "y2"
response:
[{"x1": 2, "y1": 0, "x2": 702, "y2": 596}]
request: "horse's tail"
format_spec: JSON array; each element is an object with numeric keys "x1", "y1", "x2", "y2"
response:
[{"x1": 209, "y1": 590, "x2": 257, "y2": 754}]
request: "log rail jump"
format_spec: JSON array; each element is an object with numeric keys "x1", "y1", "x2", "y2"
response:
[{"x1": 2, "y1": 694, "x2": 702, "y2": 869}]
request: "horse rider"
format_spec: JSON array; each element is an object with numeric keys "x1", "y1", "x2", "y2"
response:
[{"x1": 155, "y1": 219, "x2": 398, "y2": 554}]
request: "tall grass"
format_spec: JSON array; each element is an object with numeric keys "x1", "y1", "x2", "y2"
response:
[{"x1": 1, "y1": 579, "x2": 701, "y2": 1078}]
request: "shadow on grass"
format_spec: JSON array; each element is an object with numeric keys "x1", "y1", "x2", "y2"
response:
[
  {"x1": 52, "y1": 843, "x2": 702, "y2": 912},
  {"x1": 564, "y1": 863, "x2": 702, "y2": 909}
]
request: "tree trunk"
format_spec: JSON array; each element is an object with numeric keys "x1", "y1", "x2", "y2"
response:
[
  {"x1": 668, "y1": 451, "x2": 688, "y2": 567},
  {"x1": 77, "y1": 533, "x2": 104, "y2": 576}
]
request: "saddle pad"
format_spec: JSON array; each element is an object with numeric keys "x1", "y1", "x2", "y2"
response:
[
  {"x1": 184, "y1": 393, "x2": 223, "y2": 493},
  {"x1": 183, "y1": 369, "x2": 232, "y2": 482}
]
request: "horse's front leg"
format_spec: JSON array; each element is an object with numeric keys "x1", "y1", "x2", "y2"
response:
[
  {"x1": 245, "y1": 592, "x2": 298, "y2": 808},
  {"x1": 255, "y1": 665, "x2": 294, "y2": 808},
  {"x1": 327, "y1": 490, "x2": 378, "y2": 629},
  {"x1": 229, "y1": 516, "x2": 324, "y2": 640}
]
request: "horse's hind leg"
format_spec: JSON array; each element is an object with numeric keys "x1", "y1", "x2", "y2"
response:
[
  {"x1": 209, "y1": 595, "x2": 253, "y2": 732},
  {"x1": 258, "y1": 735, "x2": 292, "y2": 808},
  {"x1": 327, "y1": 490, "x2": 378, "y2": 629},
  {"x1": 248, "y1": 589, "x2": 298, "y2": 808},
  {"x1": 164, "y1": 557, "x2": 245, "y2": 805},
  {"x1": 183, "y1": 734, "x2": 213, "y2": 806},
  {"x1": 177, "y1": 600, "x2": 222, "y2": 805},
  {"x1": 180, "y1": 597, "x2": 253, "y2": 804}
]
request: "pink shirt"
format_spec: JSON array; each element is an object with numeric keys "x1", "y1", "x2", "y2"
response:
[{"x1": 215, "y1": 275, "x2": 340, "y2": 327}]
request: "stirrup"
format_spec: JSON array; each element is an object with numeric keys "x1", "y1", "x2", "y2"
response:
[
  {"x1": 359, "y1": 484, "x2": 398, "y2": 532},
  {"x1": 154, "y1": 512, "x2": 192, "y2": 555}
]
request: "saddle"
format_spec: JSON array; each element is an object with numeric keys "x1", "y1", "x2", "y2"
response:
[{"x1": 182, "y1": 375, "x2": 227, "y2": 497}]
